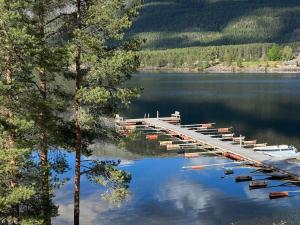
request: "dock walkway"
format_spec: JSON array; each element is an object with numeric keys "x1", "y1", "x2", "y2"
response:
[{"x1": 117, "y1": 113, "x2": 300, "y2": 179}]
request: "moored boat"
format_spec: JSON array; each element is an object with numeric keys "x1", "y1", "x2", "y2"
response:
[
  {"x1": 235, "y1": 175, "x2": 252, "y2": 182},
  {"x1": 249, "y1": 181, "x2": 268, "y2": 189},
  {"x1": 253, "y1": 145, "x2": 299, "y2": 157}
]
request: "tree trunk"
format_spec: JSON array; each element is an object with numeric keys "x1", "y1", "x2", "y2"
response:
[
  {"x1": 5, "y1": 53, "x2": 14, "y2": 149},
  {"x1": 74, "y1": 43, "x2": 82, "y2": 225},
  {"x1": 74, "y1": 1, "x2": 82, "y2": 225},
  {"x1": 39, "y1": 72, "x2": 51, "y2": 225},
  {"x1": 5, "y1": 51, "x2": 19, "y2": 225},
  {"x1": 37, "y1": 5, "x2": 51, "y2": 224}
]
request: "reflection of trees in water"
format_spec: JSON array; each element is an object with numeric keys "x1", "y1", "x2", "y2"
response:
[
  {"x1": 0, "y1": 149, "x2": 132, "y2": 224},
  {"x1": 119, "y1": 131, "x2": 168, "y2": 156},
  {"x1": 126, "y1": 74, "x2": 300, "y2": 148},
  {"x1": 0, "y1": 150, "x2": 67, "y2": 225},
  {"x1": 82, "y1": 159, "x2": 132, "y2": 207}
]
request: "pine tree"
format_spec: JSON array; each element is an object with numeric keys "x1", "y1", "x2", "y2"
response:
[
  {"x1": 28, "y1": 1, "x2": 70, "y2": 224},
  {"x1": 0, "y1": 1, "x2": 70, "y2": 224},
  {"x1": 69, "y1": 1, "x2": 142, "y2": 224},
  {"x1": 0, "y1": 1, "x2": 42, "y2": 224}
]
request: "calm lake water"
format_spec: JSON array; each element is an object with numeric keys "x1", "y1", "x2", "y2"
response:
[{"x1": 54, "y1": 73, "x2": 300, "y2": 225}]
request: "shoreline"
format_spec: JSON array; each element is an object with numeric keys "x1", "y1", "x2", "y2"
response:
[{"x1": 139, "y1": 66, "x2": 300, "y2": 74}]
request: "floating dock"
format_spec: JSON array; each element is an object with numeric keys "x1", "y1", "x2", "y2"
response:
[{"x1": 115, "y1": 112, "x2": 300, "y2": 180}]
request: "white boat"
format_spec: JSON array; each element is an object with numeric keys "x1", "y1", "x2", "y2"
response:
[{"x1": 253, "y1": 145, "x2": 299, "y2": 157}]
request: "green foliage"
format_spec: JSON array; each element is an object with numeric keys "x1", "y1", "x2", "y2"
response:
[
  {"x1": 65, "y1": 0, "x2": 142, "y2": 149},
  {"x1": 281, "y1": 46, "x2": 294, "y2": 60},
  {"x1": 20, "y1": 219, "x2": 43, "y2": 225},
  {"x1": 84, "y1": 161, "x2": 131, "y2": 206},
  {"x1": 66, "y1": 1, "x2": 141, "y2": 223},
  {"x1": 0, "y1": 186, "x2": 35, "y2": 207},
  {"x1": 0, "y1": 148, "x2": 36, "y2": 224},
  {"x1": 140, "y1": 42, "x2": 300, "y2": 68},
  {"x1": 267, "y1": 45, "x2": 281, "y2": 61},
  {"x1": 139, "y1": 43, "x2": 272, "y2": 68},
  {"x1": 224, "y1": 51, "x2": 234, "y2": 66},
  {"x1": 0, "y1": 0, "x2": 141, "y2": 223},
  {"x1": 237, "y1": 58, "x2": 243, "y2": 68},
  {"x1": 129, "y1": 0, "x2": 300, "y2": 49},
  {"x1": 0, "y1": 1, "x2": 71, "y2": 224}
]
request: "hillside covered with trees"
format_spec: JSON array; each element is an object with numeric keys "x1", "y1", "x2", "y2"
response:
[
  {"x1": 130, "y1": 0, "x2": 300, "y2": 49},
  {"x1": 130, "y1": 0, "x2": 300, "y2": 70}
]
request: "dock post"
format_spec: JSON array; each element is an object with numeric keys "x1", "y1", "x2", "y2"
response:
[
  {"x1": 240, "y1": 134, "x2": 242, "y2": 147},
  {"x1": 157, "y1": 111, "x2": 159, "y2": 118},
  {"x1": 148, "y1": 113, "x2": 150, "y2": 118}
]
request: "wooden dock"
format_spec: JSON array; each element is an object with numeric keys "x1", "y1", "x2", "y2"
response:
[{"x1": 116, "y1": 112, "x2": 300, "y2": 180}]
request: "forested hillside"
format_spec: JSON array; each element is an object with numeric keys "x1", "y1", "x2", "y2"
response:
[{"x1": 130, "y1": 0, "x2": 300, "y2": 49}]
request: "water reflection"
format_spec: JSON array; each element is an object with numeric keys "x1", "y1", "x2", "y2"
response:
[
  {"x1": 125, "y1": 73, "x2": 300, "y2": 148},
  {"x1": 53, "y1": 73, "x2": 300, "y2": 225},
  {"x1": 54, "y1": 155, "x2": 300, "y2": 225}
]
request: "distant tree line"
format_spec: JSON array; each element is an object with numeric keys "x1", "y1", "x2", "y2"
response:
[{"x1": 140, "y1": 43, "x2": 299, "y2": 69}]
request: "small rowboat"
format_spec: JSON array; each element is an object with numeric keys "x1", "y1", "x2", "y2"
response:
[
  {"x1": 190, "y1": 165, "x2": 204, "y2": 170},
  {"x1": 184, "y1": 153, "x2": 199, "y2": 158},
  {"x1": 218, "y1": 127, "x2": 232, "y2": 133},
  {"x1": 269, "y1": 191, "x2": 289, "y2": 199},
  {"x1": 223, "y1": 152, "x2": 244, "y2": 161},
  {"x1": 249, "y1": 181, "x2": 267, "y2": 189},
  {"x1": 235, "y1": 176, "x2": 253, "y2": 182}
]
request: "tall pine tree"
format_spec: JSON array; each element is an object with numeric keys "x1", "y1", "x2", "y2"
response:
[
  {"x1": 0, "y1": 1, "x2": 70, "y2": 224},
  {"x1": 69, "y1": 1, "x2": 142, "y2": 224},
  {"x1": 29, "y1": 1, "x2": 70, "y2": 224},
  {"x1": 0, "y1": 1, "x2": 42, "y2": 224}
]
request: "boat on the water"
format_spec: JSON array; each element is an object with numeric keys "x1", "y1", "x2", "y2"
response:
[{"x1": 253, "y1": 145, "x2": 299, "y2": 157}]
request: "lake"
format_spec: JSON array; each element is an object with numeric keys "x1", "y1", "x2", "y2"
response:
[{"x1": 54, "y1": 73, "x2": 300, "y2": 225}]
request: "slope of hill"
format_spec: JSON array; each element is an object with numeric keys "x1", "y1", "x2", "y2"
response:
[{"x1": 130, "y1": 0, "x2": 300, "y2": 50}]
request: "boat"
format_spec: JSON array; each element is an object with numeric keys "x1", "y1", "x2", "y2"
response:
[
  {"x1": 249, "y1": 181, "x2": 268, "y2": 189},
  {"x1": 269, "y1": 191, "x2": 289, "y2": 199},
  {"x1": 253, "y1": 145, "x2": 299, "y2": 157},
  {"x1": 235, "y1": 176, "x2": 252, "y2": 182}
]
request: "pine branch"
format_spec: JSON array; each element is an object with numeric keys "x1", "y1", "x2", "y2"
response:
[{"x1": 46, "y1": 13, "x2": 72, "y2": 25}]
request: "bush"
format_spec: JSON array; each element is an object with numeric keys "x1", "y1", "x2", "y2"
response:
[
  {"x1": 267, "y1": 45, "x2": 281, "y2": 61},
  {"x1": 281, "y1": 46, "x2": 294, "y2": 61}
]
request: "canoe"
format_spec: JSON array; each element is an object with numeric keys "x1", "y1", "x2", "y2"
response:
[
  {"x1": 191, "y1": 165, "x2": 204, "y2": 170},
  {"x1": 223, "y1": 152, "x2": 244, "y2": 161},
  {"x1": 235, "y1": 176, "x2": 253, "y2": 182}
]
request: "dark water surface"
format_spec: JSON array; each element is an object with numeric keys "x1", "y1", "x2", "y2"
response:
[{"x1": 54, "y1": 73, "x2": 300, "y2": 225}]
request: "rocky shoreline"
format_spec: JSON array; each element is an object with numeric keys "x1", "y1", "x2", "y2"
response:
[{"x1": 139, "y1": 65, "x2": 300, "y2": 74}]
